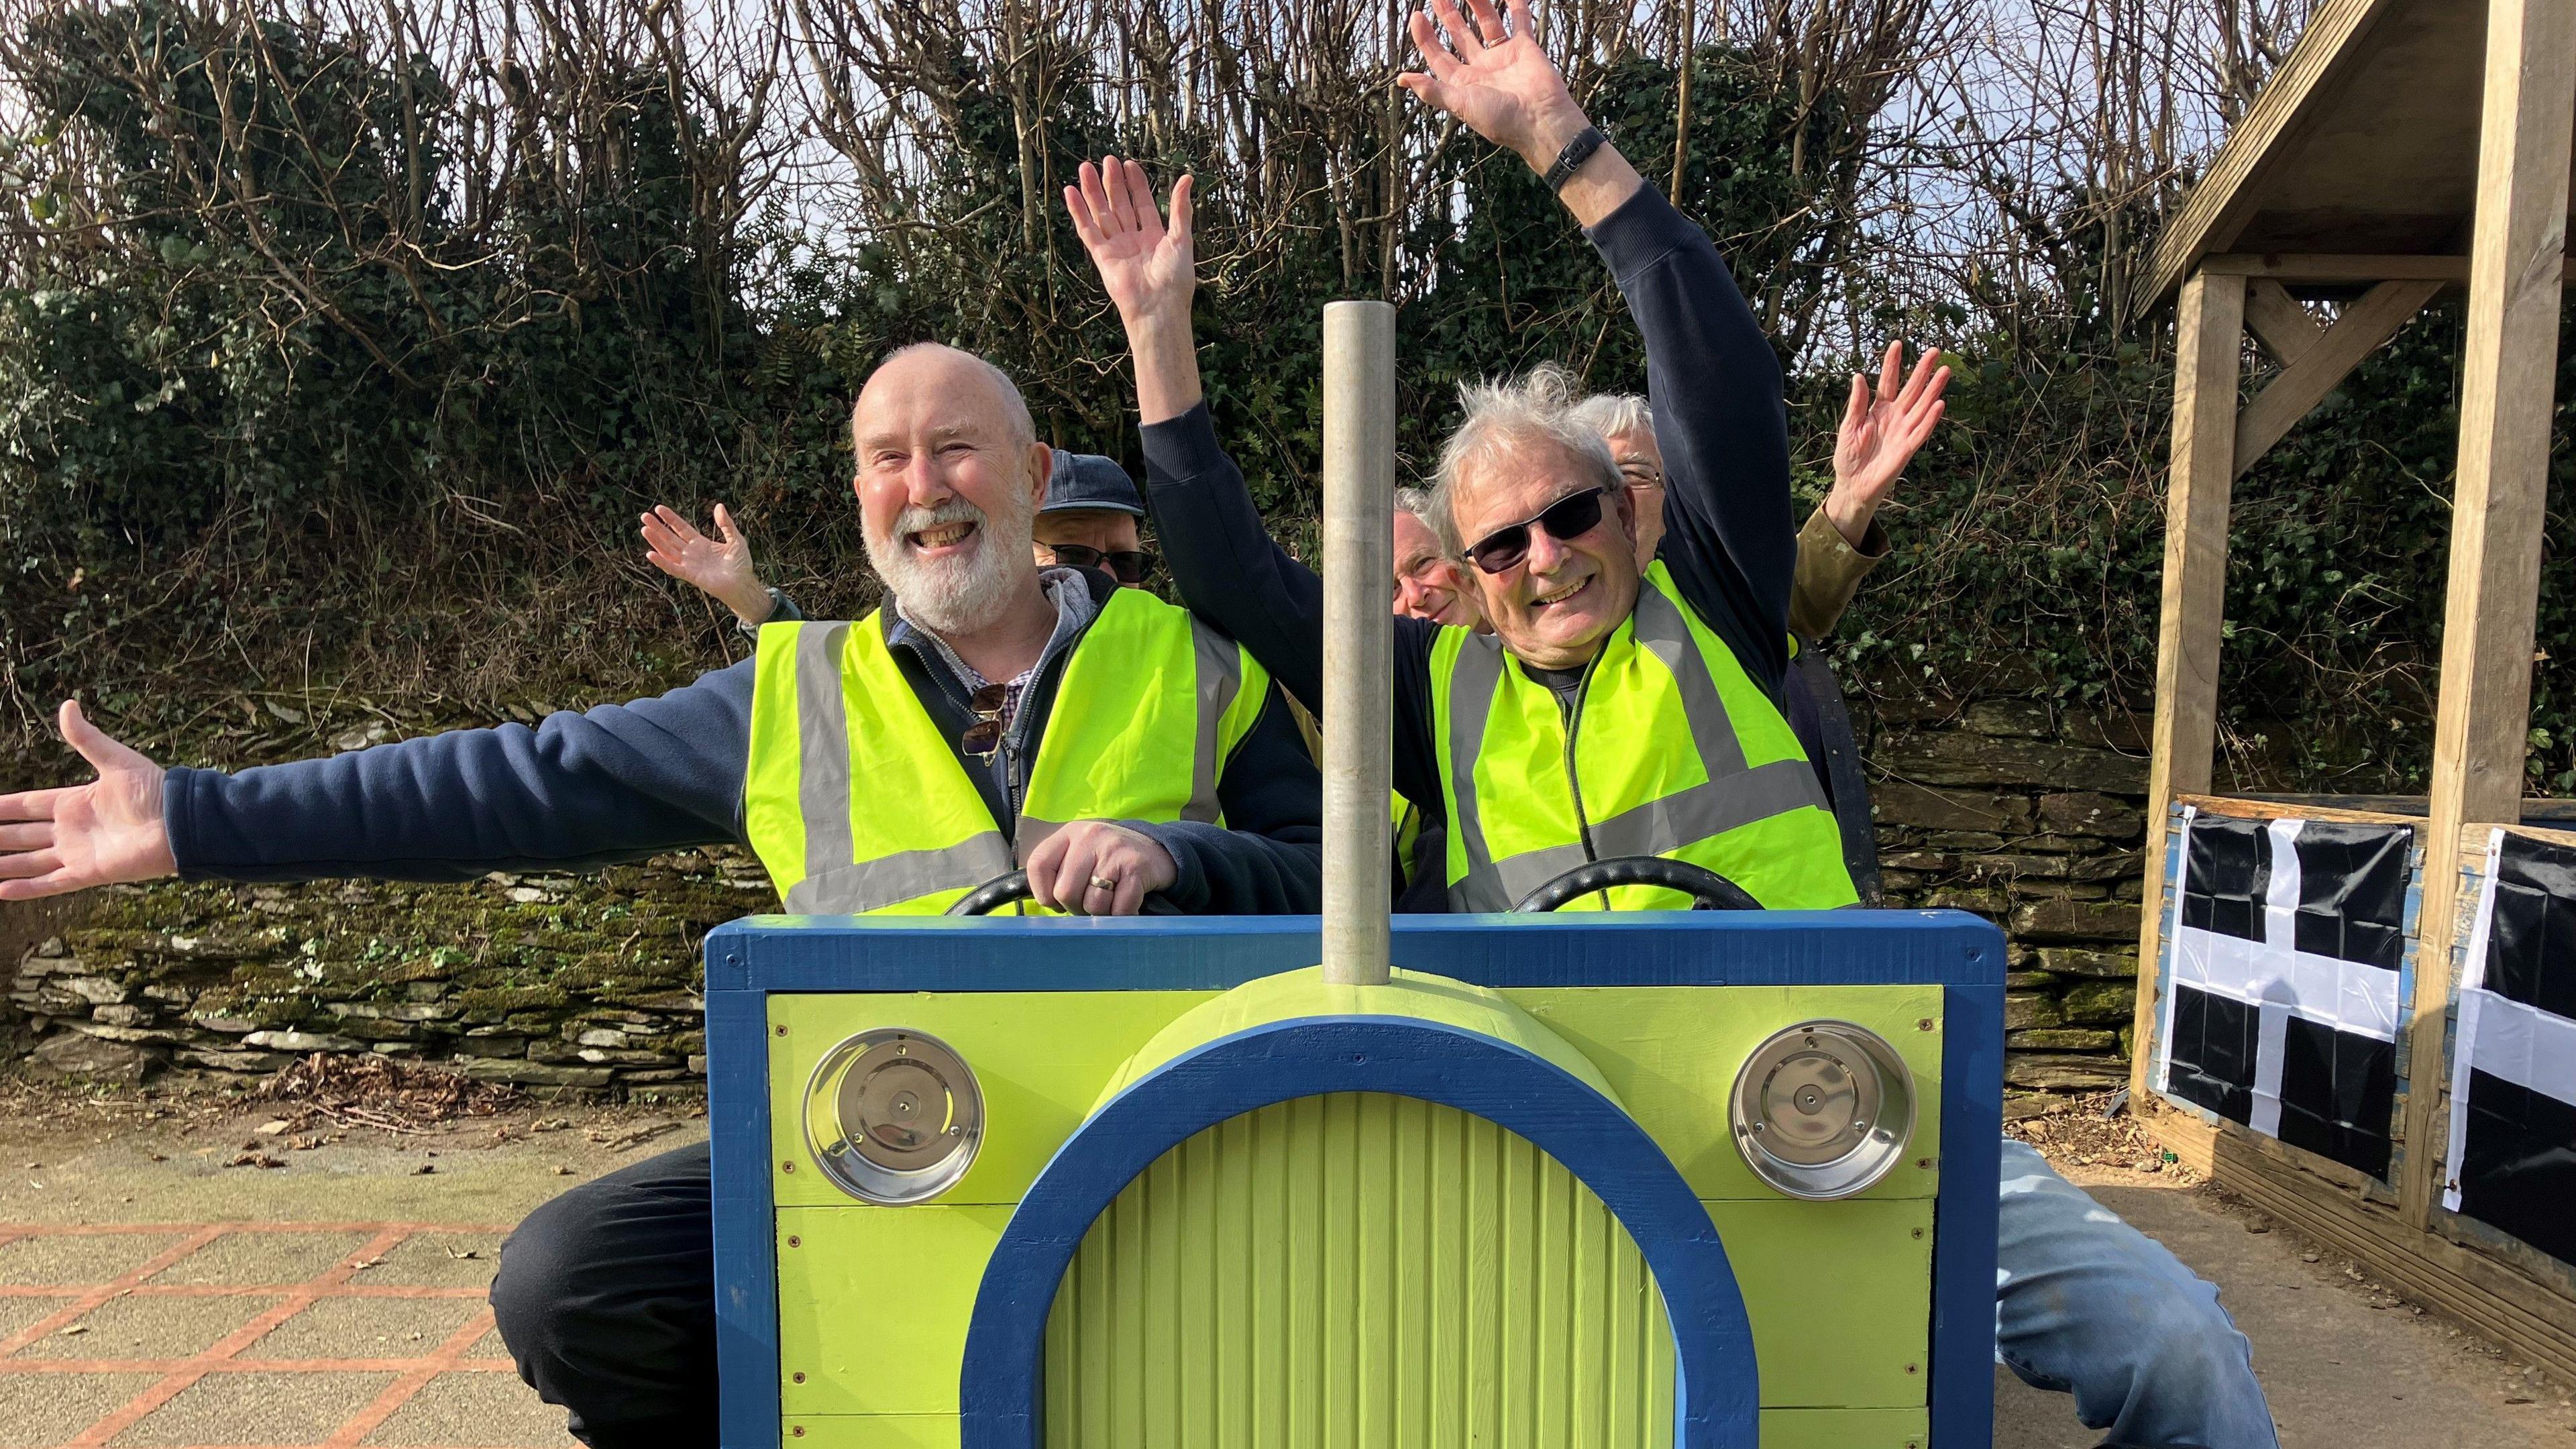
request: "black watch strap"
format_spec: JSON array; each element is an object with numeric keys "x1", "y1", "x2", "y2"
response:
[{"x1": 1542, "y1": 125, "x2": 1607, "y2": 192}]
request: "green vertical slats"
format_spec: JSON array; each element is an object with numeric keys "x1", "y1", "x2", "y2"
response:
[{"x1": 1042, "y1": 1092, "x2": 1674, "y2": 1449}]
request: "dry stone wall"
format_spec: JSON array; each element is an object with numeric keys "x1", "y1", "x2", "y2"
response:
[
  {"x1": 6, "y1": 690, "x2": 2155, "y2": 1103},
  {"x1": 8, "y1": 852, "x2": 769, "y2": 1097},
  {"x1": 1859, "y1": 692, "x2": 2152, "y2": 1101}
]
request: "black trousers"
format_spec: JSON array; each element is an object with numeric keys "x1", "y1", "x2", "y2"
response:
[{"x1": 490, "y1": 1140, "x2": 720, "y2": 1448}]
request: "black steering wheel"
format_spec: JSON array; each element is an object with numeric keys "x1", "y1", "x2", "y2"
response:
[
  {"x1": 1512, "y1": 855, "x2": 1763, "y2": 913},
  {"x1": 945, "y1": 869, "x2": 1187, "y2": 918}
]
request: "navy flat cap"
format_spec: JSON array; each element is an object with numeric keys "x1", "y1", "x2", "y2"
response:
[{"x1": 1043, "y1": 451, "x2": 1146, "y2": 517}]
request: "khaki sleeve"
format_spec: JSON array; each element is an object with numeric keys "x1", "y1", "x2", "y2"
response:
[{"x1": 1788, "y1": 504, "x2": 1891, "y2": 641}]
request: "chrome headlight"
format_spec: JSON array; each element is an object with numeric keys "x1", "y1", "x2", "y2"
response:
[
  {"x1": 803, "y1": 1028, "x2": 983, "y2": 1204},
  {"x1": 1730, "y1": 1020, "x2": 1916, "y2": 1200}
]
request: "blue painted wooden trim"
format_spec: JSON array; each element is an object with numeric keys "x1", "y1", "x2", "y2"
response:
[
  {"x1": 703, "y1": 910, "x2": 2005, "y2": 996},
  {"x1": 1929, "y1": 981, "x2": 2003, "y2": 1449},
  {"x1": 953, "y1": 1016, "x2": 1762, "y2": 1449},
  {"x1": 2149, "y1": 805, "x2": 2189, "y2": 1109},
  {"x1": 706, "y1": 951, "x2": 782, "y2": 1449}
]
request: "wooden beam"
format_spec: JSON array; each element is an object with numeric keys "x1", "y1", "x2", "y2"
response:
[
  {"x1": 2201, "y1": 252, "x2": 2576, "y2": 283},
  {"x1": 2233, "y1": 278, "x2": 2445, "y2": 475},
  {"x1": 2130, "y1": 269, "x2": 2245, "y2": 1101},
  {"x1": 2400, "y1": 0, "x2": 2576, "y2": 1234},
  {"x1": 2242, "y1": 279, "x2": 2325, "y2": 363},
  {"x1": 2141, "y1": 0, "x2": 2412, "y2": 307}
]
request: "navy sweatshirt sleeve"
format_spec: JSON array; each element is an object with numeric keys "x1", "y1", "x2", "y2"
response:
[
  {"x1": 1591, "y1": 185, "x2": 1796, "y2": 694},
  {"x1": 164, "y1": 662, "x2": 757, "y2": 882},
  {"x1": 1127, "y1": 682, "x2": 1324, "y2": 914},
  {"x1": 165, "y1": 645, "x2": 1322, "y2": 916},
  {"x1": 1142, "y1": 406, "x2": 1448, "y2": 830}
]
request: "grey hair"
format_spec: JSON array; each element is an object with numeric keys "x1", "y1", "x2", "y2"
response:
[
  {"x1": 856, "y1": 341, "x2": 1036, "y2": 449},
  {"x1": 1426, "y1": 362, "x2": 1623, "y2": 557},
  {"x1": 1568, "y1": 390, "x2": 1656, "y2": 446},
  {"x1": 1393, "y1": 485, "x2": 1438, "y2": 528}
]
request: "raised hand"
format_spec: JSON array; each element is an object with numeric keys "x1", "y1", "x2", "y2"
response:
[
  {"x1": 0, "y1": 700, "x2": 177, "y2": 901},
  {"x1": 1827, "y1": 341, "x2": 1951, "y2": 546},
  {"x1": 641, "y1": 503, "x2": 771, "y2": 625},
  {"x1": 1065, "y1": 157, "x2": 1195, "y2": 328},
  {"x1": 1398, "y1": 0, "x2": 1588, "y2": 169}
]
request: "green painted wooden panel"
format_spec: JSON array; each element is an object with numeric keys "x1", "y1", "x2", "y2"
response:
[
  {"x1": 778, "y1": 1205, "x2": 1009, "y2": 1415},
  {"x1": 767, "y1": 983, "x2": 1943, "y2": 1207},
  {"x1": 1760, "y1": 1407, "x2": 1928, "y2": 1448},
  {"x1": 1705, "y1": 1197, "x2": 1934, "y2": 1407},
  {"x1": 787, "y1": 1415, "x2": 961, "y2": 1448},
  {"x1": 769, "y1": 990, "x2": 1218, "y2": 1206},
  {"x1": 1042, "y1": 1092, "x2": 1678, "y2": 1449},
  {"x1": 1507, "y1": 985, "x2": 1946, "y2": 1201},
  {"x1": 783, "y1": 1411, "x2": 1922, "y2": 1448}
]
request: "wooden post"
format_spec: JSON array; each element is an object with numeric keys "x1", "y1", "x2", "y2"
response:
[
  {"x1": 2397, "y1": 0, "x2": 2576, "y2": 1230},
  {"x1": 2129, "y1": 268, "x2": 2245, "y2": 1099}
]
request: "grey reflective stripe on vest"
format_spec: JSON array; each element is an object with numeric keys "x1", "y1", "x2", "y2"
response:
[
  {"x1": 1187, "y1": 621, "x2": 1240, "y2": 824},
  {"x1": 783, "y1": 834, "x2": 1015, "y2": 914},
  {"x1": 1446, "y1": 584, "x2": 1833, "y2": 912},
  {"x1": 791, "y1": 622, "x2": 859, "y2": 898},
  {"x1": 775, "y1": 619, "x2": 1014, "y2": 914},
  {"x1": 1444, "y1": 633, "x2": 1510, "y2": 900}
]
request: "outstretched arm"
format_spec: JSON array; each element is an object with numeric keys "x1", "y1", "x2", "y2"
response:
[
  {"x1": 1071, "y1": 158, "x2": 1446, "y2": 824},
  {"x1": 2, "y1": 674, "x2": 754, "y2": 900},
  {"x1": 1065, "y1": 158, "x2": 1203, "y2": 426},
  {"x1": 1403, "y1": 0, "x2": 1803, "y2": 692}
]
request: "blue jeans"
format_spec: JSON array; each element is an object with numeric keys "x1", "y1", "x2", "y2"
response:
[{"x1": 1996, "y1": 1138, "x2": 2280, "y2": 1448}]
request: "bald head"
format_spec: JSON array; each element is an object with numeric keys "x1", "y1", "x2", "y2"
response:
[
  {"x1": 848, "y1": 342, "x2": 1053, "y2": 637},
  {"x1": 853, "y1": 343, "x2": 1035, "y2": 454}
]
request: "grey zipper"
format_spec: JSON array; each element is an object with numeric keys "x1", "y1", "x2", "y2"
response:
[
  {"x1": 903, "y1": 621, "x2": 1082, "y2": 839},
  {"x1": 1559, "y1": 652, "x2": 1609, "y2": 908}
]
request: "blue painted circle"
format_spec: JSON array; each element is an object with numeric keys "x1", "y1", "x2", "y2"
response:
[{"x1": 957, "y1": 1015, "x2": 1760, "y2": 1446}]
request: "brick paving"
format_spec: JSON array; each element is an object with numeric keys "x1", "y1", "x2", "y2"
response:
[{"x1": 0, "y1": 1223, "x2": 572, "y2": 1448}]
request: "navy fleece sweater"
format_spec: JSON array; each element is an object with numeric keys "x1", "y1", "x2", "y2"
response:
[
  {"x1": 1142, "y1": 183, "x2": 1796, "y2": 847},
  {"x1": 162, "y1": 570, "x2": 1323, "y2": 914}
]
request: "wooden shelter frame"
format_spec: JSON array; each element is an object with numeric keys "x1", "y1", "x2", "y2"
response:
[{"x1": 2129, "y1": 0, "x2": 2576, "y2": 1381}]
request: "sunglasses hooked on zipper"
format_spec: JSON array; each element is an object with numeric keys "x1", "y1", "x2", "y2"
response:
[{"x1": 961, "y1": 683, "x2": 1009, "y2": 757}]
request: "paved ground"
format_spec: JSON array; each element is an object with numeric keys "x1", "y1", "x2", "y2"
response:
[{"x1": 0, "y1": 1085, "x2": 2566, "y2": 1447}]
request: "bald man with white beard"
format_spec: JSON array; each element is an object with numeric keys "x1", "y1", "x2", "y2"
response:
[{"x1": 0, "y1": 341, "x2": 1322, "y2": 1446}]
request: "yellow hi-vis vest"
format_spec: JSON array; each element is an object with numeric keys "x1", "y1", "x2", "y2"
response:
[
  {"x1": 743, "y1": 590, "x2": 1271, "y2": 915},
  {"x1": 1430, "y1": 560, "x2": 1858, "y2": 912}
]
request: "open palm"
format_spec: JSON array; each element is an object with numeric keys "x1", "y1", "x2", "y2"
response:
[
  {"x1": 1833, "y1": 341, "x2": 1951, "y2": 512},
  {"x1": 1399, "y1": 0, "x2": 1584, "y2": 164},
  {"x1": 0, "y1": 700, "x2": 175, "y2": 901},
  {"x1": 641, "y1": 503, "x2": 765, "y2": 619},
  {"x1": 1065, "y1": 157, "x2": 1194, "y2": 325}
]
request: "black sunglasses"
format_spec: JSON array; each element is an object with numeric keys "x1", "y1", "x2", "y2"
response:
[
  {"x1": 960, "y1": 682, "x2": 1008, "y2": 757},
  {"x1": 1044, "y1": 543, "x2": 1158, "y2": 584},
  {"x1": 1464, "y1": 486, "x2": 1610, "y2": 575}
]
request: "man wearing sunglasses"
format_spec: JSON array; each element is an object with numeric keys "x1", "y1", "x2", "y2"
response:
[
  {"x1": 0, "y1": 342, "x2": 1322, "y2": 1449},
  {"x1": 638, "y1": 450, "x2": 1161, "y2": 632},
  {"x1": 1070, "y1": 0, "x2": 1849, "y2": 914}
]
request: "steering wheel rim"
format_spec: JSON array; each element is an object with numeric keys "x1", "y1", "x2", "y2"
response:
[
  {"x1": 1511, "y1": 855, "x2": 1762, "y2": 913},
  {"x1": 945, "y1": 869, "x2": 1187, "y2": 917}
]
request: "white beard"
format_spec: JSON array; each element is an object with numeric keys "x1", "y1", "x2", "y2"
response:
[{"x1": 863, "y1": 491, "x2": 1034, "y2": 638}]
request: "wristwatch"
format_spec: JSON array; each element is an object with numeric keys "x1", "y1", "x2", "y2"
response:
[{"x1": 1542, "y1": 125, "x2": 1607, "y2": 192}]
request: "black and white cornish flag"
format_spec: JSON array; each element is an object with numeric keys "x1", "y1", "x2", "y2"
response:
[
  {"x1": 2443, "y1": 829, "x2": 2576, "y2": 1266},
  {"x1": 2155, "y1": 809, "x2": 2416, "y2": 1178}
]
